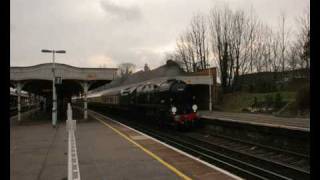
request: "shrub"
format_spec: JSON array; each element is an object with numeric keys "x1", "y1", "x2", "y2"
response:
[
  {"x1": 296, "y1": 86, "x2": 310, "y2": 111},
  {"x1": 274, "y1": 93, "x2": 283, "y2": 110},
  {"x1": 249, "y1": 84, "x2": 254, "y2": 93},
  {"x1": 253, "y1": 96, "x2": 258, "y2": 107},
  {"x1": 264, "y1": 95, "x2": 273, "y2": 108}
]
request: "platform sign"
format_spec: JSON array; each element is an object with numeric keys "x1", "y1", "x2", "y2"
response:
[
  {"x1": 87, "y1": 73, "x2": 97, "y2": 80},
  {"x1": 42, "y1": 89, "x2": 52, "y2": 92},
  {"x1": 55, "y1": 77, "x2": 62, "y2": 84}
]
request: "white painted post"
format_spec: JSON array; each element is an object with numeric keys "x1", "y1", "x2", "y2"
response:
[{"x1": 67, "y1": 103, "x2": 72, "y2": 121}]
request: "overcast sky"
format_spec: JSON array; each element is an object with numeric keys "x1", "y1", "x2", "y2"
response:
[{"x1": 10, "y1": 0, "x2": 309, "y2": 70}]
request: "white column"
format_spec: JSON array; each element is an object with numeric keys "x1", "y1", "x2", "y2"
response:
[
  {"x1": 81, "y1": 82, "x2": 89, "y2": 120},
  {"x1": 52, "y1": 51, "x2": 57, "y2": 127},
  {"x1": 17, "y1": 82, "x2": 22, "y2": 122},
  {"x1": 44, "y1": 97, "x2": 47, "y2": 110},
  {"x1": 67, "y1": 103, "x2": 73, "y2": 121},
  {"x1": 28, "y1": 92, "x2": 31, "y2": 107}
]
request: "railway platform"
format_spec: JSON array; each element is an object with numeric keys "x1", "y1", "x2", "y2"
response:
[
  {"x1": 11, "y1": 110, "x2": 240, "y2": 180},
  {"x1": 199, "y1": 110, "x2": 309, "y2": 131}
]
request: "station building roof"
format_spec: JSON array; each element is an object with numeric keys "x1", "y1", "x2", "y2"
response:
[
  {"x1": 10, "y1": 63, "x2": 118, "y2": 97},
  {"x1": 88, "y1": 60, "x2": 216, "y2": 95},
  {"x1": 10, "y1": 63, "x2": 118, "y2": 81}
]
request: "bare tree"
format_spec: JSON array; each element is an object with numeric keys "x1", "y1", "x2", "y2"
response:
[
  {"x1": 172, "y1": 13, "x2": 209, "y2": 72},
  {"x1": 117, "y1": 63, "x2": 136, "y2": 77},
  {"x1": 252, "y1": 22, "x2": 269, "y2": 73},
  {"x1": 296, "y1": 8, "x2": 310, "y2": 71},
  {"x1": 247, "y1": 9, "x2": 258, "y2": 73},
  {"x1": 287, "y1": 42, "x2": 301, "y2": 71},
  {"x1": 260, "y1": 26, "x2": 274, "y2": 72},
  {"x1": 208, "y1": 6, "x2": 234, "y2": 92},
  {"x1": 271, "y1": 32, "x2": 281, "y2": 73},
  {"x1": 169, "y1": 33, "x2": 194, "y2": 72},
  {"x1": 167, "y1": 3, "x2": 308, "y2": 94},
  {"x1": 188, "y1": 13, "x2": 209, "y2": 70},
  {"x1": 185, "y1": 32, "x2": 197, "y2": 71},
  {"x1": 175, "y1": 34, "x2": 194, "y2": 72},
  {"x1": 278, "y1": 13, "x2": 291, "y2": 72},
  {"x1": 230, "y1": 10, "x2": 245, "y2": 84}
]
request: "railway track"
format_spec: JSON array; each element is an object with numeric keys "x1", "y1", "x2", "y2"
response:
[
  {"x1": 89, "y1": 108, "x2": 310, "y2": 180},
  {"x1": 179, "y1": 131, "x2": 309, "y2": 179},
  {"x1": 188, "y1": 130, "x2": 309, "y2": 170},
  {"x1": 10, "y1": 108, "x2": 18, "y2": 117},
  {"x1": 10, "y1": 106, "x2": 38, "y2": 117}
]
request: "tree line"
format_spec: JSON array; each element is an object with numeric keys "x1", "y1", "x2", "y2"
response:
[{"x1": 165, "y1": 5, "x2": 310, "y2": 93}]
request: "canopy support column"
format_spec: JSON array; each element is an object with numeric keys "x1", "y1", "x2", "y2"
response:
[
  {"x1": 16, "y1": 82, "x2": 25, "y2": 122},
  {"x1": 80, "y1": 81, "x2": 91, "y2": 120}
]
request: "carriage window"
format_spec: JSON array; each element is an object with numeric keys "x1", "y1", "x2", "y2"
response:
[
  {"x1": 136, "y1": 85, "x2": 145, "y2": 93},
  {"x1": 159, "y1": 82, "x2": 170, "y2": 91},
  {"x1": 129, "y1": 86, "x2": 137, "y2": 93},
  {"x1": 121, "y1": 88, "x2": 130, "y2": 96},
  {"x1": 140, "y1": 85, "x2": 147, "y2": 92}
]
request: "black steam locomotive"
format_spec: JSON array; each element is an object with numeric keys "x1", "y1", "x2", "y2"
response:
[{"x1": 84, "y1": 79, "x2": 200, "y2": 128}]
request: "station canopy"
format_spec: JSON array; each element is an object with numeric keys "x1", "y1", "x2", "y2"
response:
[{"x1": 10, "y1": 63, "x2": 118, "y2": 96}]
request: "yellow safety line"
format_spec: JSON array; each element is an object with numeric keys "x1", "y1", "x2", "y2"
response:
[{"x1": 95, "y1": 117, "x2": 193, "y2": 180}]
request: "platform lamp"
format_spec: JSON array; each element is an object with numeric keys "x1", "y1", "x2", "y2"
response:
[{"x1": 41, "y1": 49, "x2": 66, "y2": 128}]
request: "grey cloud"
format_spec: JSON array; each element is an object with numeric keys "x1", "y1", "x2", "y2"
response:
[
  {"x1": 100, "y1": 0, "x2": 142, "y2": 21},
  {"x1": 10, "y1": 0, "x2": 309, "y2": 70}
]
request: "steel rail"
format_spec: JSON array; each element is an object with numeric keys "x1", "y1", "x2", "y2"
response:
[
  {"x1": 179, "y1": 132, "x2": 310, "y2": 179},
  {"x1": 195, "y1": 129, "x2": 309, "y2": 159},
  {"x1": 128, "y1": 122, "x2": 306, "y2": 180}
]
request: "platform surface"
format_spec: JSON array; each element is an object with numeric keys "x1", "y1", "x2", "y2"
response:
[
  {"x1": 10, "y1": 117, "x2": 178, "y2": 180},
  {"x1": 11, "y1": 110, "x2": 239, "y2": 180},
  {"x1": 10, "y1": 121, "x2": 67, "y2": 180},
  {"x1": 88, "y1": 110, "x2": 239, "y2": 180},
  {"x1": 199, "y1": 110, "x2": 309, "y2": 131},
  {"x1": 76, "y1": 120, "x2": 180, "y2": 180}
]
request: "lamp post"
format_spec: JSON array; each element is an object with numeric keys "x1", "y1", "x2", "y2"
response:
[
  {"x1": 41, "y1": 49, "x2": 66, "y2": 127},
  {"x1": 207, "y1": 63, "x2": 213, "y2": 111}
]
